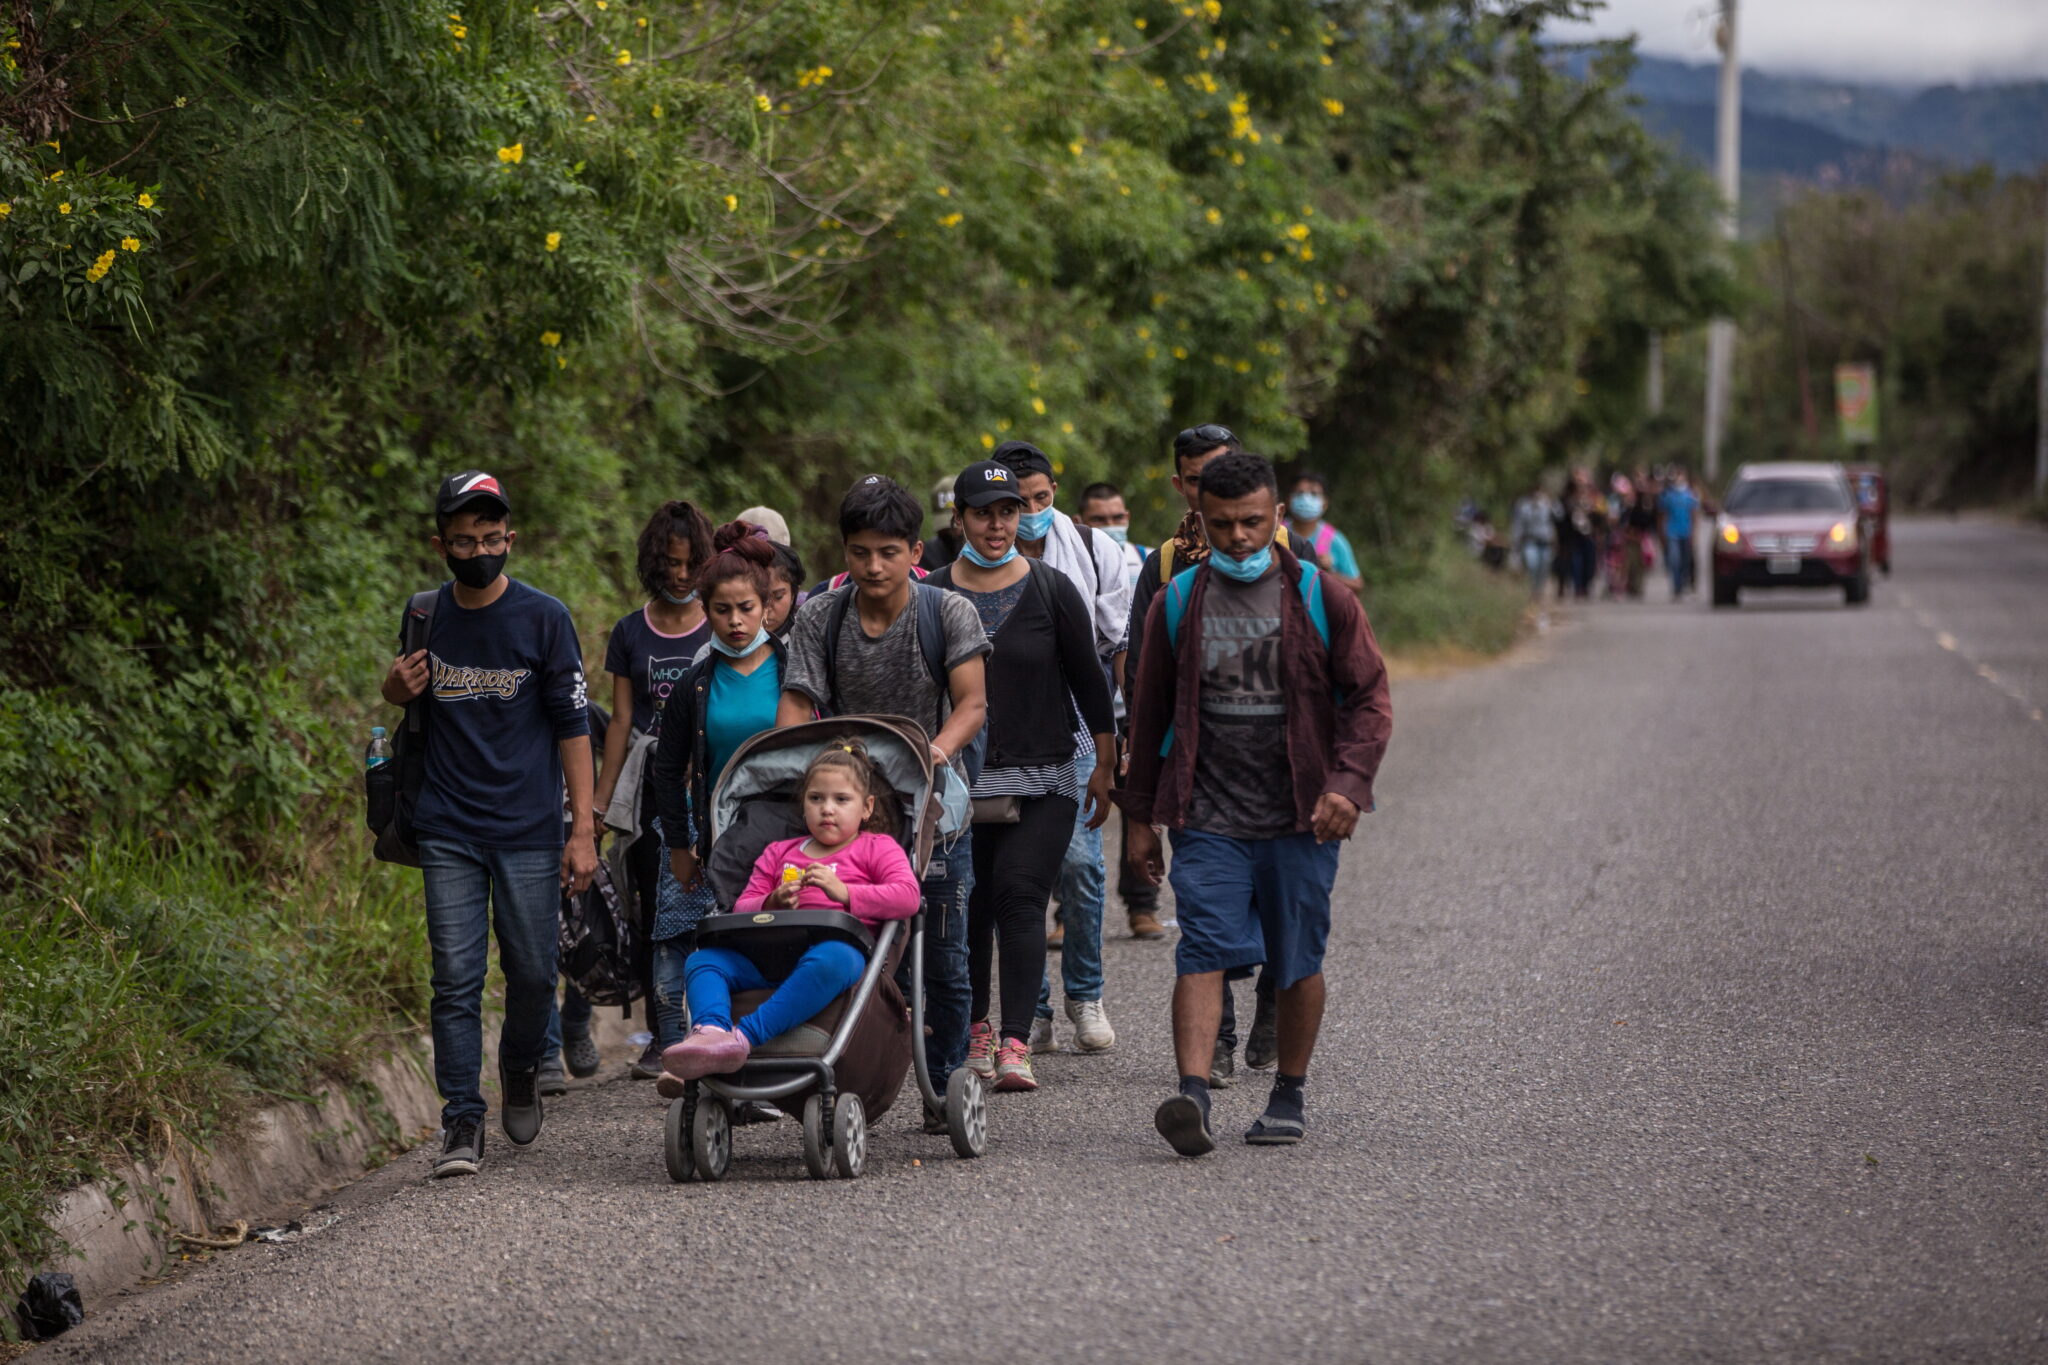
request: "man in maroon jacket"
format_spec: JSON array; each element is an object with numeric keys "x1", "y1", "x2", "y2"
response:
[{"x1": 1120, "y1": 451, "x2": 1391, "y2": 1156}]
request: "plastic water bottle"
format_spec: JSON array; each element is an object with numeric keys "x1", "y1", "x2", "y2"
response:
[{"x1": 365, "y1": 725, "x2": 391, "y2": 770}]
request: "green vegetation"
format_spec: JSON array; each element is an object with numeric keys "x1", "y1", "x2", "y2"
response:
[
  {"x1": 1362, "y1": 552, "x2": 1528, "y2": 662},
  {"x1": 1722, "y1": 166, "x2": 2047, "y2": 504},
  {"x1": 0, "y1": 0, "x2": 1728, "y2": 1285}
]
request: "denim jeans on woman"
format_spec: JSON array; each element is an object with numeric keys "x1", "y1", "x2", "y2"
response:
[
  {"x1": 1037, "y1": 752, "x2": 1106, "y2": 1021},
  {"x1": 419, "y1": 837, "x2": 561, "y2": 1128}
]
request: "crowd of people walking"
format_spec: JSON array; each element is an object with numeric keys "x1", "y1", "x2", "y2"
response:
[
  {"x1": 376, "y1": 426, "x2": 1392, "y2": 1171},
  {"x1": 1506, "y1": 465, "x2": 1706, "y2": 610}
]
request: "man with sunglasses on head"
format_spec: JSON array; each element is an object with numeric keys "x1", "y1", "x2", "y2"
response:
[{"x1": 380, "y1": 471, "x2": 598, "y2": 1179}]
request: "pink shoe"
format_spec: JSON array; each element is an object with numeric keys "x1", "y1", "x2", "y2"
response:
[
  {"x1": 993, "y1": 1039, "x2": 1038, "y2": 1092},
  {"x1": 966, "y1": 1021, "x2": 998, "y2": 1080},
  {"x1": 661, "y1": 1025, "x2": 752, "y2": 1080}
]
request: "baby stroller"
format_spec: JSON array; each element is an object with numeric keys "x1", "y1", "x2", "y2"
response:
[{"x1": 662, "y1": 716, "x2": 990, "y2": 1181}]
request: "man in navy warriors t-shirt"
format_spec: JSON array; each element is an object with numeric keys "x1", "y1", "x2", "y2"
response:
[{"x1": 380, "y1": 471, "x2": 597, "y2": 1179}]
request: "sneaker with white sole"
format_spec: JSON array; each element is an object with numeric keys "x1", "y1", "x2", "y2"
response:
[
  {"x1": 966, "y1": 1020, "x2": 998, "y2": 1079},
  {"x1": 1064, "y1": 998, "x2": 1115, "y2": 1052},
  {"x1": 1028, "y1": 1015, "x2": 1057, "y2": 1054}
]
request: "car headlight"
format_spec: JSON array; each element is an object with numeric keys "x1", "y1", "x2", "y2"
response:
[
  {"x1": 1826, "y1": 521, "x2": 1858, "y2": 551},
  {"x1": 1718, "y1": 520, "x2": 1742, "y2": 547}
]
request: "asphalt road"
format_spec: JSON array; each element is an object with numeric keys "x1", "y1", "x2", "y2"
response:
[{"x1": 48, "y1": 516, "x2": 2048, "y2": 1364}]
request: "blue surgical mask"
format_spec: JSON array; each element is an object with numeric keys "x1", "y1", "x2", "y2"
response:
[
  {"x1": 1103, "y1": 525, "x2": 1129, "y2": 546},
  {"x1": 660, "y1": 588, "x2": 698, "y2": 606},
  {"x1": 1209, "y1": 545, "x2": 1274, "y2": 583},
  {"x1": 1289, "y1": 491, "x2": 1326, "y2": 521},
  {"x1": 1017, "y1": 506, "x2": 1056, "y2": 541},
  {"x1": 709, "y1": 625, "x2": 769, "y2": 658},
  {"x1": 959, "y1": 541, "x2": 1019, "y2": 569}
]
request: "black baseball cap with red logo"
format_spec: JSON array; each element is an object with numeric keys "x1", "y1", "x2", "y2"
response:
[
  {"x1": 436, "y1": 470, "x2": 510, "y2": 520},
  {"x1": 953, "y1": 460, "x2": 1027, "y2": 508}
]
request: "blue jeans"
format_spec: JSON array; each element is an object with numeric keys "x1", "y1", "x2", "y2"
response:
[
  {"x1": 1038, "y1": 754, "x2": 1106, "y2": 1018},
  {"x1": 1519, "y1": 540, "x2": 1551, "y2": 598},
  {"x1": 545, "y1": 981, "x2": 593, "y2": 1062},
  {"x1": 651, "y1": 934, "x2": 693, "y2": 1049},
  {"x1": 900, "y1": 831, "x2": 973, "y2": 1089},
  {"x1": 1666, "y1": 533, "x2": 1695, "y2": 597},
  {"x1": 685, "y1": 941, "x2": 866, "y2": 1047},
  {"x1": 419, "y1": 837, "x2": 561, "y2": 1128}
]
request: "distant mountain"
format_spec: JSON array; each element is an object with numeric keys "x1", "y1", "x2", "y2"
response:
[{"x1": 1621, "y1": 53, "x2": 2048, "y2": 176}]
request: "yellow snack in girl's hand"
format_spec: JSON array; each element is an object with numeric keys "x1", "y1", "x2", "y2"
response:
[{"x1": 781, "y1": 865, "x2": 803, "y2": 885}]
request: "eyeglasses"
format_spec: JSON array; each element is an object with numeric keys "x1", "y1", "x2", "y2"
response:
[
  {"x1": 1174, "y1": 424, "x2": 1238, "y2": 451},
  {"x1": 445, "y1": 534, "x2": 510, "y2": 554}
]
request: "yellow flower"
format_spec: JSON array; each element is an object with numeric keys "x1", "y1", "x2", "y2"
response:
[
  {"x1": 85, "y1": 249, "x2": 116, "y2": 282},
  {"x1": 938, "y1": 211, "x2": 963, "y2": 228},
  {"x1": 637, "y1": 15, "x2": 648, "y2": 26},
  {"x1": 58, "y1": 202, "x2": 72, "y2": 215},
  {"x1": 935, "y1": 185, "x2": 950, "y2": 197},
  {"x1": 1069, "y1": 140, "x2": 1084, "y2": 157},
  {"x1": 1235, "y1": 268, "x2": 1249, "y2": 281},
  {"x1": 615, "y1": 48, "x2": 631, "y2": 66},
  {"x1": 1299, "y1": 245, "x2": 1313, "y2": 261},
  {"x1": 1320, "y1": 53, "x2": 1332, "y2": 66},
  {"x1": 48, "y1": 170, "x2": 64, "y2": 182},
  {"x1": 724, "y1": 194, "x2": 738, "y2": 212},
  {"x1": 1060, "y1": 421, "x2": 1075, "y2": 435},
  {"x1": 1201, "y1": 0, "x2": 1221, "y2": 19},
  {"x1": 595, "y1": 0, "x2": 607, "y2": 7},
  {"x1": 755, "y1": 93, "x2": 772, "y2": 112},
  {"x1": 1172, "y1": 346, "x2": 1188, "y2": 360},
  {"x1": 0, "y1": 203, "x2": 10, "y2": 218},
  {"x1": 980, "y1": 433, "x2": 996, "y2": 449},
  {"x1": 1204, "y1": 207, "x2": 1222, "y2": 225},
  {"x1": 1285, "y1": 222, "x2": 1310, "y2": 241},
  {"x1": 121, "y1": 236, "x2": 141, "y2": 251},
  {"x1": 650, "y1": 102, "x2": 664, "y2": 119},
  {"x1": 1134, "y1": 16, "x2": 1147, "y2": 28},
  {"x1": 545, "y1": 231, "x2": 562, "y2": 252},
  {"x1": 557, "y1": 354, "x2": 568, "y2": 369},
  {"x1": 1322, "y1": 98, "x2": 1344, "y2": 116},
  {"x1": 540, "y1": 330, "x2": 562, "y2": 347},
  {"x1": 449, "y1": 23, "x2": 467, "y2": 39},
  {"x1": 497, "y1": 142, "x2": 523, "y2": 164},
  {"x1": 1030, "y1": 396, "x2": 1046, "y2": 415}
]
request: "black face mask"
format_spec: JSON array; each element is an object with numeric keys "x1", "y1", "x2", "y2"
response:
[{"x1": 446, "y1": 550, "x2": 506, "y2": 590}]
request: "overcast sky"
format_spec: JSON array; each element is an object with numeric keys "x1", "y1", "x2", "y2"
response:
[{"x1": 1557, "y1": 0, "x2": 2048, "y2": 86}]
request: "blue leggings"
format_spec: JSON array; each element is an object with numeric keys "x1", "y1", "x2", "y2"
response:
[{"x1": 683, "y1": 941, "x2": 866, "y2": 1048}]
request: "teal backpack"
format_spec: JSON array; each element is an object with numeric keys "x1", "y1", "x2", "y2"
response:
[{"x1": 1158, "y1": 560, "x2": 1333, "y2": 758}]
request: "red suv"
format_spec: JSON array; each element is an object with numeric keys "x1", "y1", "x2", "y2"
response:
[{"x1": 1711, "y1": 462, "x2": 1871, "y2": 608}]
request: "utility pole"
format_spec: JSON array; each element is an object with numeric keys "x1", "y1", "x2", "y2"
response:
[
  {"x1": 1647, "y1": 333, "x2": 1665, "y2": 417},
  {"x1": 2036, "y1": 176, "x2": 2048, "y2": 500},
  {"x1": 1702, "y1": 0, "x2": 1741, "y2": 481}
]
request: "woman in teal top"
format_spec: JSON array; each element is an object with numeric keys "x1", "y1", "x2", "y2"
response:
[{"x1": 650, "y1": 521, "x2": 788, "y2": 896}]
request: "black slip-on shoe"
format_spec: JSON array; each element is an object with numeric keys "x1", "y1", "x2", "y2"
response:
[
  {"x1": 1244, "y1": 1108, "x2": 1305, "y2": 1146},
  {"x1": 1243, "y1": 996, "x2": 1279, "y2": 1072},
  {"x1": 537, "y1": 1055, "x2": 569, "y2": 1097},
  {"x1": 433, "y1": 1118, "x2": 484, "y2": 1177},
  {"x1": 1154, "y1": 1094, "x2": 1215, "y2": 1158},
  {"x1": 563, "y1": 1033, "x2": 601, "y2": 1078},
  {"x1": 499, "y1": 1062, "x2": 544, "y2": 1146},
  {"x1": 1209, "y1": 1041, "x2": 1236, "y2": 1089}
]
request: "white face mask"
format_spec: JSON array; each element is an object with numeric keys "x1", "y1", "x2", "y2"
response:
[{"x1": 1102, "y1": 525, "x2": 1129, "y2": 546}]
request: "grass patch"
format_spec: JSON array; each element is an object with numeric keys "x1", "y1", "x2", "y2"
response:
[
  {"x1": 1361, "y1": 550, "x2": 1529, "y2": 661},
  {"x1": 0, "y1": 822, "x2": 427, "y2": 1299}
]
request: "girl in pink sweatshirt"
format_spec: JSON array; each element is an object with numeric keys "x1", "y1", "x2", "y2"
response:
[{"x1": 661, "y1": 741, "x2": 918, "y2": 1083}]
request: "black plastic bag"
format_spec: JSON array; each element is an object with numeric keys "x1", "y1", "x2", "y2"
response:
[{"x1": 15, "y1": 1270, "x2": 84, "y2": 1340}]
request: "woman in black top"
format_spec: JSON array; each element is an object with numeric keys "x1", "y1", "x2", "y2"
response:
[{"x1": 931, "y1": 459, "x2": 1114, "y2": 1093}]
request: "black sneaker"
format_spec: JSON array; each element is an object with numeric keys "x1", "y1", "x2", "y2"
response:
[
  {"x1": 1209, "y1": 1040, "x2": 1236, "y2": 1089},
  {"x1": 562, "y1": 1033, "x2": 601, "y2": 1078},
  {"x1": 1244, "y1": 993, "x2": 1279, "y2": 1071},
  {"x1": 537, "y1": 1055, "x2": 568, "y2": 1097},
  {"x1": 499, "y1": 1062, "x2": 544, "y2": 1146},
  {"x1": 922, "y1": 1104, "x2": 949, "y2": 1136},
  {"x1": 1154, "y1": 1093, "x2": 1215, "y2": 1158},
  {"x1": 629, "y1": 1039, "x2": 665, "y2": 1080},
  {"x1": 433, "y1": 1117, "x2": 484, "y2": 1178}
]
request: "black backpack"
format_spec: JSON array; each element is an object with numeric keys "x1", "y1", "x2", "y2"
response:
[
  {"x1": 366, "y1": 588, "x2": 439, "y2": 867},
  {"x1": 557, "y1": 856, "x2": 643, "y2": 1008},
  {"x1": 820, "y1": 581, "x2": 986, "y2": 783}
]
